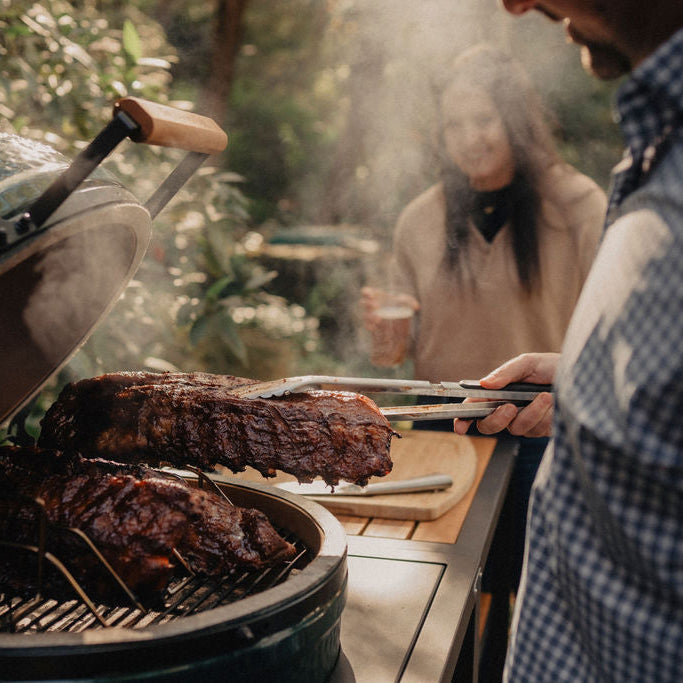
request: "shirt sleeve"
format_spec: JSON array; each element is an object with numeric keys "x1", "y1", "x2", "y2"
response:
[
  {"x1": 548, "y1": 165, "x2": 608, "y2": 285},
  {"x1": 574, "y1": 183, "x2": 608, "y2": 284},
  {"x1": 388, "y1": 208, "x2": 420, "y2": 300}
]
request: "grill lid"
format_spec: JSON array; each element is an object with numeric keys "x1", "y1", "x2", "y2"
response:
[
  {"x1": 0, "y1": 160, "x2": 151, "y2": 426},
  {"x1": 0, "y1": 99, "x2": 227, "y2": 426}
]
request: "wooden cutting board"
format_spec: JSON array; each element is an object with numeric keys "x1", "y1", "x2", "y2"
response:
[{"x1": 223, "y1": 430, "x2": 478, "y2": 521}]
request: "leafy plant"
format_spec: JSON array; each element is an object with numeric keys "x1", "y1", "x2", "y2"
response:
[{"x1": 0, "y1": 0, "x2": 322, "y2": 443}]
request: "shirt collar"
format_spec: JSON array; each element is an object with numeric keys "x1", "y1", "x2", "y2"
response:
[
  {"x1": 616, "y1": 26, "x2": 683, "y2": 154},
  {"x1": 606, "y1": 28, "x2": 683, "y2": 217}
]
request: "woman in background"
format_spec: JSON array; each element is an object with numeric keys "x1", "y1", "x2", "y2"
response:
[{"x1": 361, "y1": 44, "x2": 606, "y2": 682}]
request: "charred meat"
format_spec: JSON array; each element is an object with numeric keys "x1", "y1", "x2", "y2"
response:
[
  {"x1": 38, "y1": 372, "x2": 395, "y2": 486},
  {"x1": 0, "y1": 445, "x2": 296, "y2": 599}
]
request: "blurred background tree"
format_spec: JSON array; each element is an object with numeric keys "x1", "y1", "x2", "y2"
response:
[{"x1": 0, "y1": 0, "x2": 624, "y2": 440}]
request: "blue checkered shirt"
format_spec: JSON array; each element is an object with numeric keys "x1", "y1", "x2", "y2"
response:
[{"x1": 505, "y1": 27, "x2": 683, "y2": 682}]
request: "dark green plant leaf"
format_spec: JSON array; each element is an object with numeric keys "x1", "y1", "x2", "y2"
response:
[
  {"x1": 205, "y1": 224, "x2": 237, "y2": 275},
  {"x1": 189, "y1": 315, "x2": 210, "y2": 347},
  {"x1": 176, "y1": 300, "x2": 198, "y2": 327},
  {"x1": 206, "y1": 275, "x2": 235, "y2": 302},
  {"x1": 214, "y1": 310, "x2": 248, "y2": 366}
]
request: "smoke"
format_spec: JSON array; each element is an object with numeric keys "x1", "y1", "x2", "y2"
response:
[
  {"x1": 302, "y1": 0, "x2": 592, "y2": 233},
  {"x1": 7, "y1": 1, "x2": 615, "y2": 388},
  {"x1": 22, "y1": 217, "x2": 143, "y2": 366}
]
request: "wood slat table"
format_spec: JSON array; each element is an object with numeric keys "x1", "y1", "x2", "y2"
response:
[{"x1": 336, "y1": 435, "x2": 497, "y2": 543}]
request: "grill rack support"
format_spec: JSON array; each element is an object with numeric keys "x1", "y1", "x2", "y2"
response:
[
  {"x1": 1, "y1": 491, "x2": 147, "y2": 620},
  {"x1": 0, "y1": 476, "x2": 309, "y2": 634}
]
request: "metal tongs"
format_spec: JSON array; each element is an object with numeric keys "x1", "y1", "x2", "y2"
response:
[{"x1": 230, "y1": 375, "x2": 553, "y2": 422}]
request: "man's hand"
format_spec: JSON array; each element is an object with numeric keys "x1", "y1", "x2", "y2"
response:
[{"x1": 454, "y1": 353, "x2": 559, "y2": 438}]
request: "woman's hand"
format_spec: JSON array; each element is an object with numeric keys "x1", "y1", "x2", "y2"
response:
[
  {"x1": 360, "y1": 287, "x2": 419, "y2": 366},
  {"x1": 453, "y1": 352, "x2": 559, "y2": 438},
  {"x1": 360, "y1": 287, "x2": 419, "y2": 328},
  {"x1": 359, "y1": 287, "x2": 385, "y2": 331}
]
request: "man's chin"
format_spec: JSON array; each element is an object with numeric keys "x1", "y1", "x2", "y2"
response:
[{"x1": 580, "y1": 44, "x2": 631, "y2": 80}]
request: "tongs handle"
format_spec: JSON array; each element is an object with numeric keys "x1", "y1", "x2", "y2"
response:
[
  {"x1": 459, "y1": 379, "x2": 553, "y2": 394},
  {"x1": 114, "y1": 97, "x2": 228, "y2": 155},
  {"x1": 380, "y1": 380, "x2": 553, "y2": 421}
]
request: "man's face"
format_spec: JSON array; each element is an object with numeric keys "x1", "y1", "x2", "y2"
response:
[{"x1": 500, "y1": 0, "x2": 639, "y2": 80}]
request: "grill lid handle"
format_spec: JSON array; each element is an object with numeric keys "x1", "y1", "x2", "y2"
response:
[
  {"x1": 114, "y1": 97, "x2": 228, "y2": 155},
  {"x1": 1, "y1": 98, "x2": 229, "y2": 246}
]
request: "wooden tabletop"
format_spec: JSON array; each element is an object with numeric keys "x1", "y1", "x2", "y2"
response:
[{"x1": 336, "y1": 436, "x2": 497, "y2": 542}]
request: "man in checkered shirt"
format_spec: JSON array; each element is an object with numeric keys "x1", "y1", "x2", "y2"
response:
[{"x1": 452, "y1": 1, "x2": 683, "y2": 680}]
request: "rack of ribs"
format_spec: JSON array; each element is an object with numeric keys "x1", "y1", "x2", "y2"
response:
[
  {"x1": 0, "y1": 445, "x2": 296, "y2": 599},
  {"x1": 38, "y1": 372, "x2": 395, "y2": 486}
]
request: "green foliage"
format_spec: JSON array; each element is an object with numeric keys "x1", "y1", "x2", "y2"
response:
[
  {"x1": 0, "y1": 0, "x2": 322, "y2": 442},
  {"x1": 159, "y1": 0, "x2": 341, "y2": 226},
  {"x1": 550, "y1": 77, "x2": 622, "y2": 190},
  {"x1": 224, "y1": 0, "x2": 338, "y2": 224},
  {"x1": 0, "y1": 0, "x2": 174, "y2": 143}
]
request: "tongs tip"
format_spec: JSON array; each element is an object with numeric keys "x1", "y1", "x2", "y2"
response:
[{"x1": 231, "y1": 376, "x2": 313, "y2": 399}]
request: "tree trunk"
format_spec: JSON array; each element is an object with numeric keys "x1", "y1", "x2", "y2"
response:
[
  {"x1": 199, "y1": 0, "x2": 250, "y2": 127},
  {"x1": 316, "y1": 38, "x2": 385, "y2": 226}
]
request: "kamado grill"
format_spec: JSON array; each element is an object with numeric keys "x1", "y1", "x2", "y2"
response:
[{"x1": 0, "y1": 100, "x2": 348, "y2": 681}]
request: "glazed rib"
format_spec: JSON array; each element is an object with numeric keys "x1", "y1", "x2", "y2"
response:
[
  {"x1": 38, "y1": 372, "x2": 395, "y2": 486},
  {"x1": 0, "y1": 445, "x2": 296, "y2": 599}
]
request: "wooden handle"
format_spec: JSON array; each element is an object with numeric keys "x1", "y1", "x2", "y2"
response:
[{"x1": 114, "y1": 97, "x2": 228, "y2": 154}]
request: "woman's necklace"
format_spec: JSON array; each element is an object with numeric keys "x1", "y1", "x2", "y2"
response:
[{"x1": 471, "y1": 185, "x2": 512, "y2": 242}]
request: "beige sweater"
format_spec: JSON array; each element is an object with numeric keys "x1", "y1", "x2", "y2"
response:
[{"x1": 389, "y1": 164, "x2": 607, "y2": 381}]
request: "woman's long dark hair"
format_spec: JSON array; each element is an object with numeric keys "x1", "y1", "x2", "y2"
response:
[{"x1": 438, "y1": 45, "x2": 560, "y2": 293}]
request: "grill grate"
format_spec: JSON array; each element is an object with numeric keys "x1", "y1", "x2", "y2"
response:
[
  {"x1": 1, "y1": 465, "x2": 316, "y2": 635},
  {"x1": 1, "y1": 528, "x2": 310, "y2": 634}
]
